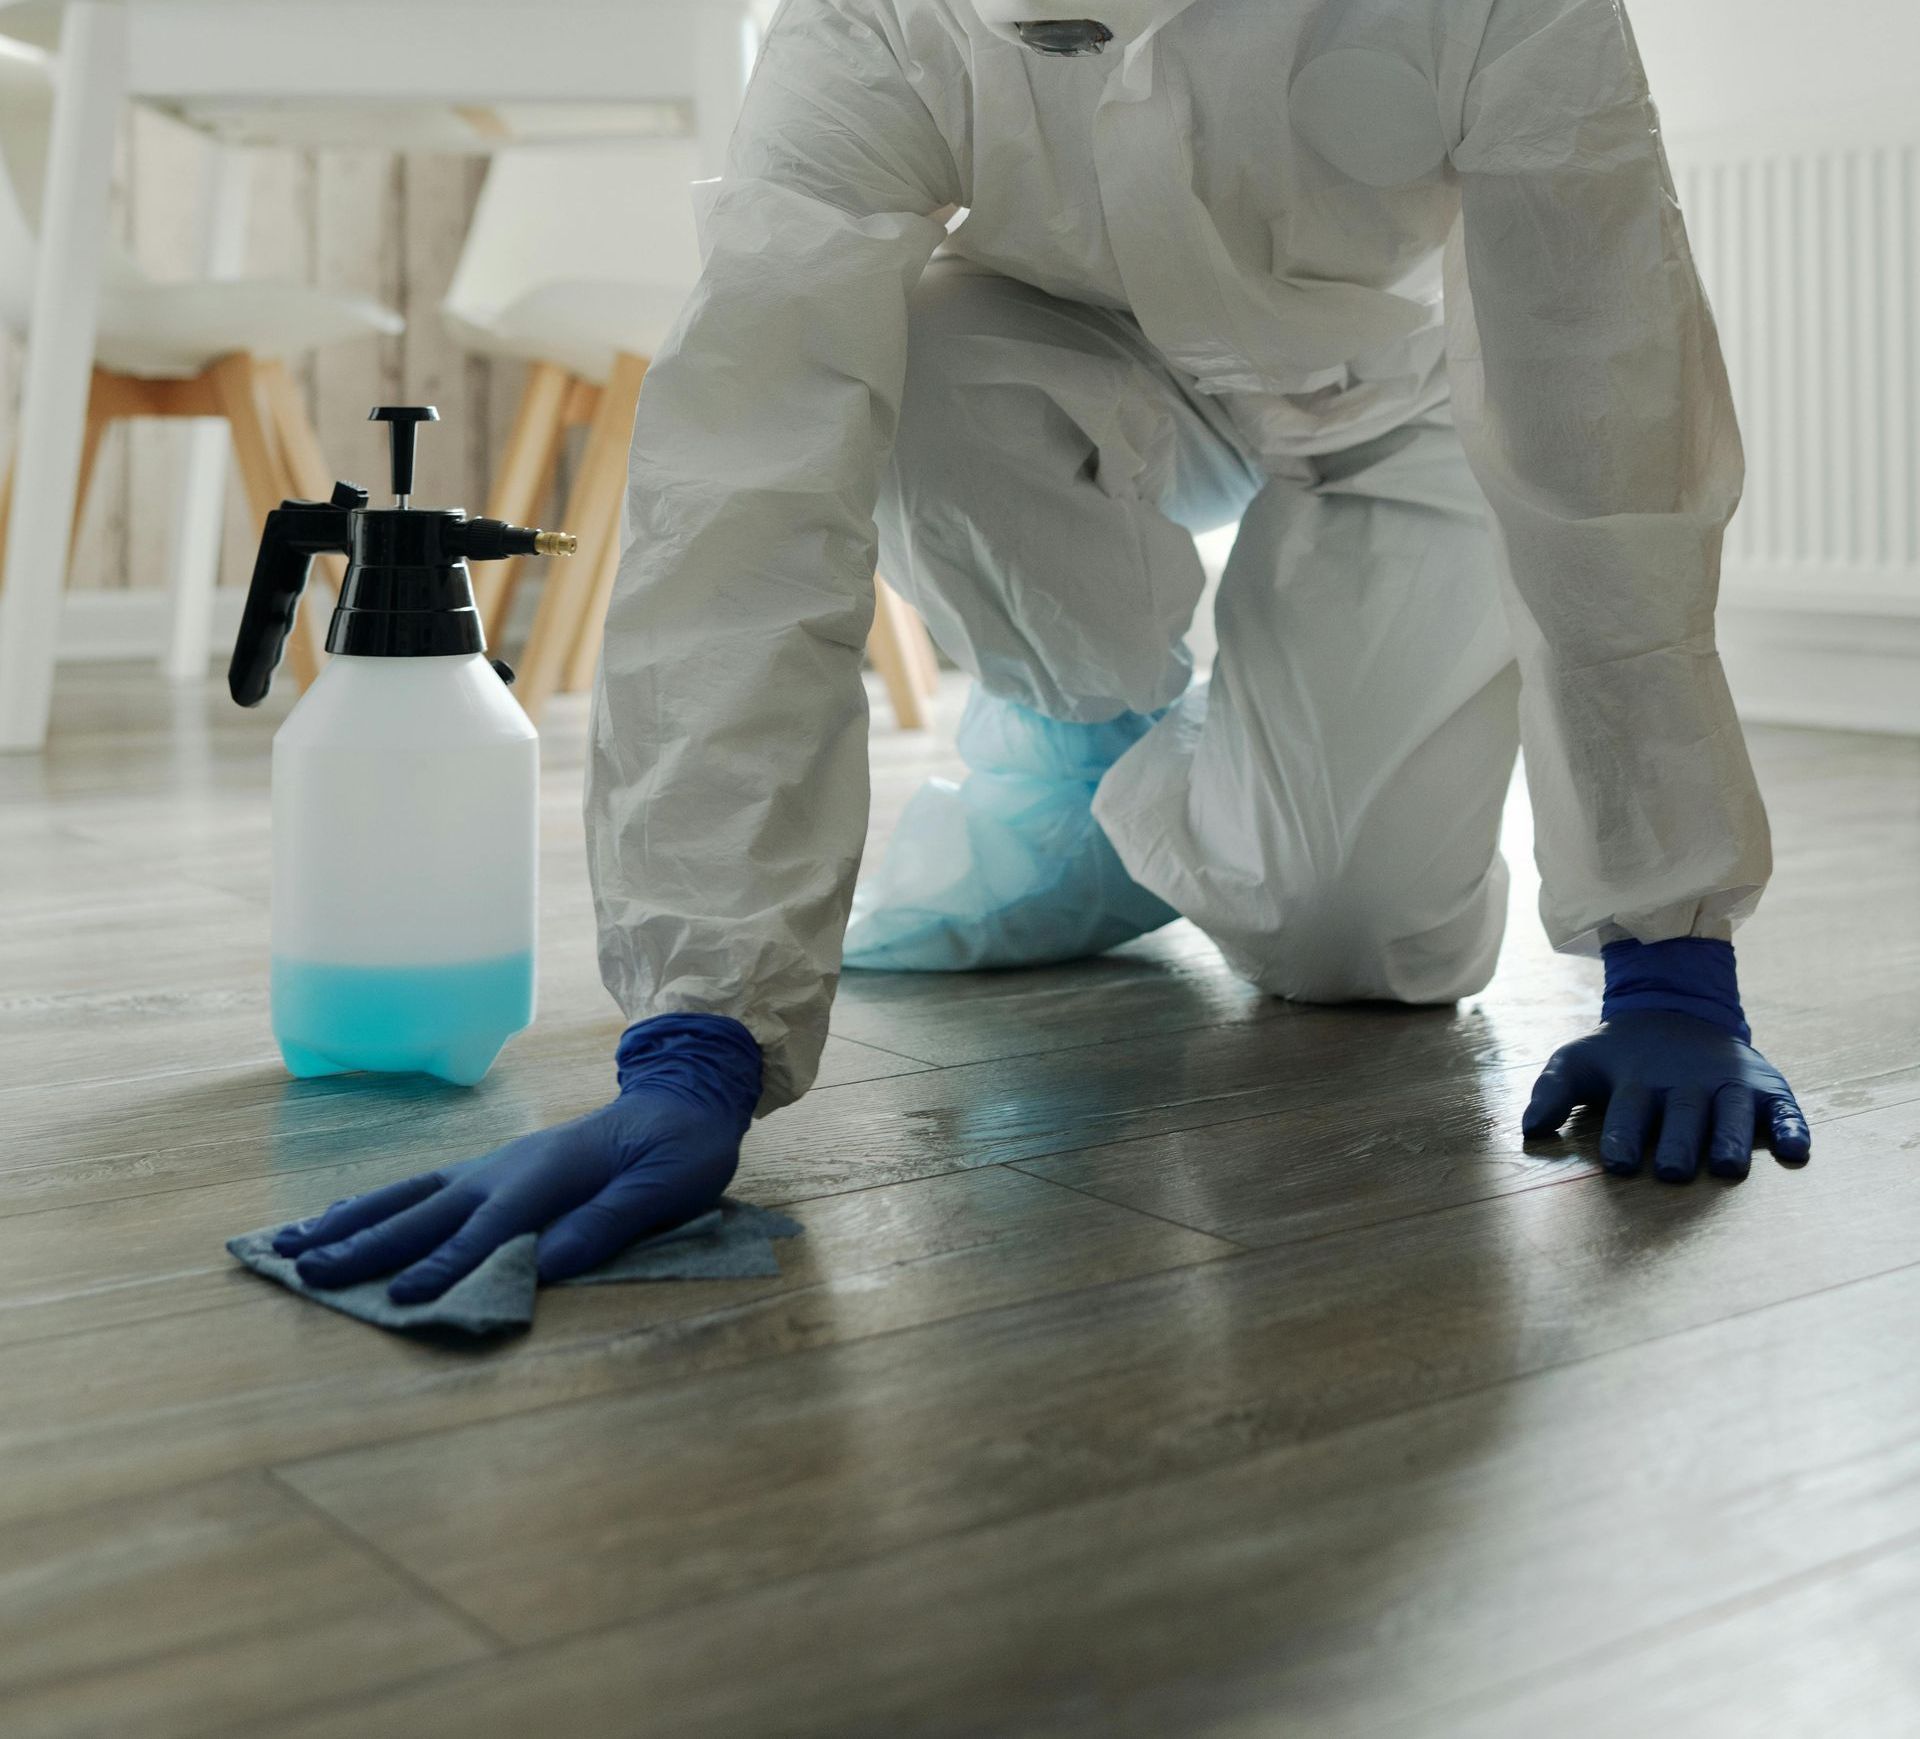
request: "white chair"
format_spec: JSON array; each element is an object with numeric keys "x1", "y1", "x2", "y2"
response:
[
  {"x1": 0, "y1": 35, "x2": 402, "y2": 688},
  {"x1": 444, "y1": 139, "x2": 939, "y2": 723}
]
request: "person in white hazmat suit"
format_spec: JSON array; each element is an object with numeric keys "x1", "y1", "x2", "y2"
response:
[{"x1": 273, "y1": 0, "x2": 1812, "y2": 1307}]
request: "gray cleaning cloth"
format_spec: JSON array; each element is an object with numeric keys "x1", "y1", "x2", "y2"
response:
[{"x1": 226, "y1": 1198, "x2": 804, "y2": 1339}]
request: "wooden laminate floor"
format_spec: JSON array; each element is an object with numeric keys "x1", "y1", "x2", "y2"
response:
[{"x1": 2, "y1": 665, "x2": 1918, "y2": 1739}]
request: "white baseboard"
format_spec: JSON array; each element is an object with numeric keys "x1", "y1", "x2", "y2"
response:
[
  {"x1": 1722, "y1": 562, "x2": 1920, "y2": 623},
  {"x1": 1719, "y1": 603, "x2": 1920, "y2": 737},
  {"x1": 57, "y1": 587, "x2": 248, "y2": 666}
]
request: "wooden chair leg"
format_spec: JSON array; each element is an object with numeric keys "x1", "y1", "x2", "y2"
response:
[
  {"x1": 560, "y1": 351, "x2": 652, "y2": 696},
  {"x1": 516, "y1": 352, "x2": 646, "y2": 718},
  {"x1": 256, "y1": 357, "x2": 331, "y2": 501},
  {"x1": 911, "y1": 617, "x2": 941, "y2": 697},
  {"x1": 472, "y1": 361, "x2": 573, "y2": 640},
  {"x1": 210, "y1": 352, "x2": 318, "y2": 691},
  {"x1": 256, "y1": 356, "x2": 350, "y2": 619},
  {"x1": 560, "y1": 510, "x2": 624, "y2": 697},
  {"x1": 869, "y1": 575, "x2": 929, "y2": 731},
  {"x1": 888, "y1": 577, "x2": 942, "y2": 699},
  {"x1": 70, "y1": 370, "x2": 113, "y2": 555}
]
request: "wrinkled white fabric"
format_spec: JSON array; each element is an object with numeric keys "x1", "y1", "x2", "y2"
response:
[
  {"x1": 586, "y1": 0, "x2": 1769, "y2": 1112},
  {"x1": 872, "y1": 257, "x2": 1521, "y2": 1003}
]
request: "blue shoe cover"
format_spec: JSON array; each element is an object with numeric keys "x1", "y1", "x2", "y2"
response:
[{"x1": 843, "y1": 688, "x2": 1179, "y2": 972}]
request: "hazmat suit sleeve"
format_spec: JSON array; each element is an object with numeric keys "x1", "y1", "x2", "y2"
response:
[
  {"x1": 1442, "y1": 0, "x2": 1772, "y2": 955},
  {"x1": 585, "y1": 0, "x2": 959, "y2": 1112}
]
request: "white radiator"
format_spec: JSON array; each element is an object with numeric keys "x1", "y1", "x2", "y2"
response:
[{"x1": 1673, "y1": 138, "x2": 1920, "y2": 733}]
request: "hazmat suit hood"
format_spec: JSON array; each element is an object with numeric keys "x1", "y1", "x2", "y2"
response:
[{"x1": 967, "y1": 0, "x2": 1201, "y2": 55}]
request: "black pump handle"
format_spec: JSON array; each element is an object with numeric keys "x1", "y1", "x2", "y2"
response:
[
  {"x1": 369, "y1": 405, "x2": 439, "y2": 503},
  {"x1": 228, "y1": 493, "x2": 359, "y2": 706}
]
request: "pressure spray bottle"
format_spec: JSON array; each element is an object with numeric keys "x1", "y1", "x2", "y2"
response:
[{"x1": 230, "y1": 405, "x2": 575, "y2": 1085}]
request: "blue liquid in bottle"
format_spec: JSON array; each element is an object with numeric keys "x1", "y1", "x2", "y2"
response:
[{"x1": 272, "y1": 952, "x2": 535, "y2": 1086}]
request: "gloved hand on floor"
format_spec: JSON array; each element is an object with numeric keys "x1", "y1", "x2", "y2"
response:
[
  {"x1": 271, "y1": 1013, "x2": 762, "y2": 1301},
  {"x1": 1522, "y1": 939, "x2": 1810, "y2": 1181}
]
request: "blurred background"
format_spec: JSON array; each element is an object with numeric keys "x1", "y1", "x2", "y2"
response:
[{"x1": 1, "y1": 0, "x2": 1916, "y2": 734}]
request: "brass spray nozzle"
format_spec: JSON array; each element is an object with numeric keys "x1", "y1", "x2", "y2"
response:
[{"x1": 534, "y1": 530, "x2": 578, "y2": 557}]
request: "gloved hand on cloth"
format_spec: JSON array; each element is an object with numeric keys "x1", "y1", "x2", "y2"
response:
[{"x1": 271, "y1": 1013, "x2": 762, "y2": 1300}]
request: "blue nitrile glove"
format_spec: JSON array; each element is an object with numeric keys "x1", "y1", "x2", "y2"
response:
[
  {"x1": 1522, "y1": 939, "x2": 1810, "y2": 1182},
  {"x1": 272, "y1": 1014, "x2": 762, "y2": 1301}
]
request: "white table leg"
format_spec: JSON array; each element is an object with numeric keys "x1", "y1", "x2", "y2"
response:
[
  {"x1": 161, "y1": 143, "x2": 251, "y2": 682},
  {"x1": 0, "y1": 4, "x2": 127, "y2": 752}
]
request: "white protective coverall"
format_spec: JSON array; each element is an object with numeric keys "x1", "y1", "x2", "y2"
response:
[{"x1": 585, "y1": 0, "x2": 1770, "y2": 1113}]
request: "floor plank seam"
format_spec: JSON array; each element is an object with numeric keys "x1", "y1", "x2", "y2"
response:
[
  {"x1": 15, "y1": 680, "x2": 1919, "y2": 1734},
  {"x1": 224, "y1": 1388, "x2": 1920, "y2": 1738},
  {"x1": 1, "y1": 1178, "x2": 1258, "y2": 1492},
  {"x1": 821, "y1": 1003, "x2": 1548, "y2": 1090},
  {"x1": 0, "y1": 1467, "x2": 374, "y2": 1708},
  {"x1": 6, "y1": 1218, "x2": 1262, "y2": 1525},
  {"x1": 822, "y1": 1031, "x2": 951, "y2": 1070},
  {"x1": 249, "y1": 1244, "x2": 1269, "y2": 1489},
  {"x1": 10, "y1": 1106, "x2": 1915, "y2": 1516},
  {"x1": 997, "y1": 1163, "x2": 1262, "y2": 1252},
  {"x1": 0, "y1": 1591, "x2": 369, "y2": 1714},
  {"x1": 0, "y1": 1291, "x2": 259, "y2": 1354},
  {"x1": 0, "y1": 1055, "x2": 280, "y2": 1103},
  {"x1": 269, "y1": 1245, "x2": 1920, "y2": 1714},
  {"x1": 0, "y1": 1261, "x2": 228, "y2": 1314},
  {"x1": 0, "y1": 1067, "x2": 1905, "y2": 1377},
  {"x1": 1005, "y1": 1122, "x2": 1920, "y2": 1280},
  {"x1": 262, "y1": 1468, "x2": 513, "y2": 1658},
  {"x1": 243, "y1": 1194, "x2": 1920, "y2": 1561},
  {"x1": 18, "y1": 1051, "x2": 1896, "y2": 1233},
  {"x1": 822, "y1": 1004, "x2": 1291, "y2": 1073},
  {"x1": 111, "y1": 1017, "x2": 1920, "y2": 1221},
  {"x1": 1396, "y1": 1518, "x2": 1920, "y2": 1732},
  {"x1": 4, "y1": 1038, "x2": 1899, "y2": 1230},
  {"x1": 1000, "y1": 1150, "x2": 1604, "y2": 1252}
]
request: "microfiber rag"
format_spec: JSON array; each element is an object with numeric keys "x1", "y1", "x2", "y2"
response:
[{"x1": 226, "y1": 1198, "x2": 804, "y2": 1339}]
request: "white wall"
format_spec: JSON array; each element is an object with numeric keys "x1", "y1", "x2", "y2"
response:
[
  {"x1": 1632, "y1": 0, "x2": 1920, "y2": 143},
  {"x1": 1632, "y1": 0, "x2": 1920, "y2": 734}
]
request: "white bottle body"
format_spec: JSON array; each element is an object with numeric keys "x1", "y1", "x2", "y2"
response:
[{"x1": 270, "y1": 653, "x2": 538, "y2": 1085}]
